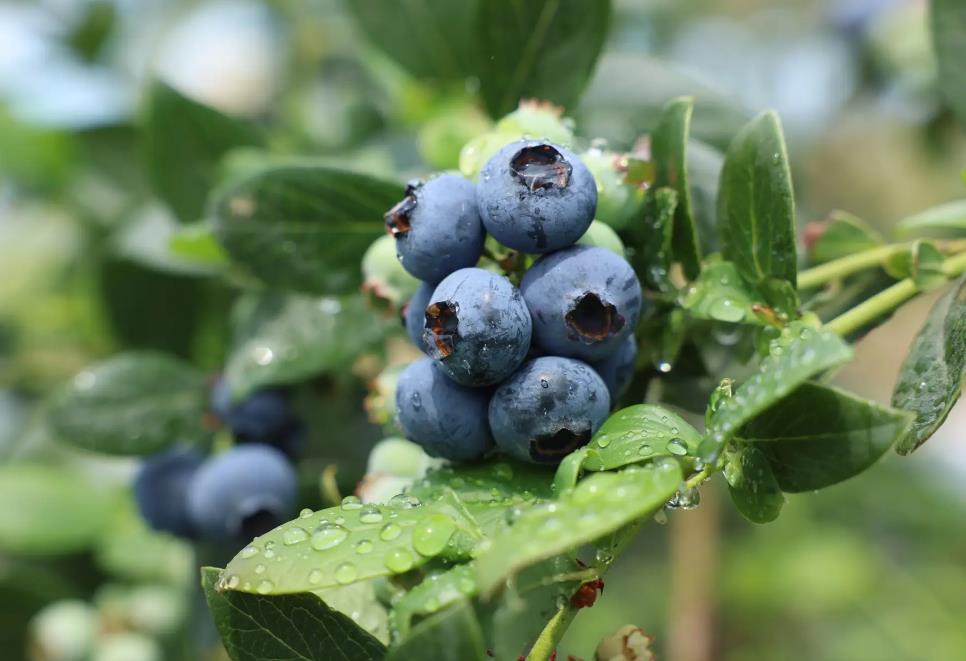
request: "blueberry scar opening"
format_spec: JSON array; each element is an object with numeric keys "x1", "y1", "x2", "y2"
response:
[
  {"x1": 239, "y1": 508, "x2": 279, "y2": 541},
  {"x1": 510, "y1": 145, "x2": 573, "y2": 192},
  {"x1": 565, "y1": 293, "x2": 624, "y2": 342},
  {"x1": 424, "y1": 301, "x2": 459, "y2": 359},
  {"x1": 529, "y1": 427, "x2": 591, "y2": 464},
  {"x1": 384, "y1": 190, "x2": 417, "y2": 237}
]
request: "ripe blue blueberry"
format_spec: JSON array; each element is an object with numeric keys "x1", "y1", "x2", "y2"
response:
[
  {"x1": 134, "y1": 448, "x2": 203, "y2": 538},
  {"x1": 385, "y1": 173, "x2": 485, "y2": 284},
  {"x1": 489, "y1": 357, "x2": 610, "y2": 464},
  {"x1": 521, "y1": 245, "x2": 643, "y2": 362},
  {"x1": 591, "y1": 334, "x2": 638, "y2": 401},
  {"x1": 423, "y1": 268, "x2": 532, "y2": 386},
  {"x1": 395, "y1": 357, "x2": 493, "y2": 461},
  {"x1": 477, "y1": 140, "x2": 596, "y2": 253},
  {"x1": 403, "y1": 281, "x2": 434, "y2": 353},
  {"x1": 211, "y1": 380, "x2": 302, "y2": 456},
  {"x1": 186, "y1": 445, "x2": 297, "y2": 542}
]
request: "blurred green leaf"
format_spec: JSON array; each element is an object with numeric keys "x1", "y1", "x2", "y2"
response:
[
  {"x1": 225, "y1": 293, "x2": 390, "y2": 398},
  {"x1": 476, "y1": 460, "x2": 682, "y2": 594},
  {"x1": 408, "y1": 461, "x2": 553, "y2": 508},
  {"x1": 724, "y1": 444, "x2": 784, "y2": 523},
  {"x1": 885, "y1": 240, "x2": 947, "y2": 291},
  {"x1": 703, "y1": 324, "x2": 853, "y2": 460},
  {"x1": 580, "y1": 404, "x2": 702, "y2": 472},
  {"x1": 932, "y1": 0, "x2": 966, "y2": 131},
  {"x1": 895, "y1": 199, "x2": 966, "y2": 238},
  {"x1": 143, "y1": 81, "x2": 262, "y2": 224},
  {"x1": 386, "y1": 599, "x2": 485, "y2": 661},
  {"x1": 717, "y1": 110, "x2": 796, "y2": 286},
  {"x1": 808, "y1": 211, "x2": 883, "y2": 264},
  {"x1": 631, "y1": 187, "x2": 677, "y2": 291},
  {"x1": 219, "y1": 492, "x2": 482, "y2": 595},
  {"x1": 476, "y1": 0, "x2": 612, "y2": 117},
  {"x1": 0, "y1": 110, "x2": 75, "y2": 192},
  {"x1": 0, "y1": 465, "x2": 114, "y2": 555},
  {"x1": 316, "y1": 581, "x2": 390, "y2": 645},
  {"x1": 892, "y1": 275, "x2": 966, "y2": 454},
  {"x1": 389, "y1": 563, "x2": 478, "y2": 639},
  {"x1": 95, "y1": 504, "x2": 193, "y2": 584},
  {"x1": 47, "y1": 352, "x2": 208, "y2": 456},
  {"x1": 202, "y1": 567, "x2": 385, "y2": 661},
  {"x1": 168, "y1": 222, "x2": 229, "y2": 268},
  {"x1": 743, "y1": 383, "x2": 913, "y2": 492},
  {"x1": 652, "y1": 96, "x2": 701, "y2": 278},
  {"x1": 212, "y1": 164, "x2": 404, "y2": 295},
  {"x1": 346, "y1": 0, "x2": 478, "y2": 82}
]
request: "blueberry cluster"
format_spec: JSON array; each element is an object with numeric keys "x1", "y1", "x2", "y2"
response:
[
  {"x1": 133, "y1": 382, "x2": 300, "y2": 542},
  {"x1": 390, "y1": 140, "x2": 643, "y2": 465}
]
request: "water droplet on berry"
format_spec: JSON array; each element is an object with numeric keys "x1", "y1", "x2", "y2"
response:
[{"x1": 311, "y1": 523, "x2": 348, "y2": 550}]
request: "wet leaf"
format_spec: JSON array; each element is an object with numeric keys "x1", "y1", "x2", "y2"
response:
[
  {"x1": 390, "y1": 563, "x2": 478, "y2": 639},
  {"x1": 143, "y1": 81, "x2": 262, "y2": 223},
  {"x1": 702, "y1": 323, "x2": 853, "y2": 460},
  {"x1": 743, "y1": 383, "x2": 913, "y2": 491},
  {"x1": 47, "y1": 352, "x2": 208, "y2": 456},
  {"x1": 201, "y1": 567, "x2": 385, "y2": 661},
  {"x1": 681, "y1": 261, "x2": 763, "y2": 325},
  {"x1": 476, "y1": 0, "x2": 612, "y2": 117},
  {"x1": 724, "y1": 444, "x2": 784, "y2": 524},
  {"x1": 652, "y1": 96, "x2": 701, "y2": 278},
  {"x1": 475, "y1": 460, "x2": 682, "y2": 594},
  {"x1": 386, "y1": 599, "x2": 486, "y2": 661},
  {"x1": 717, "y1": 110, "x2": 796, "y2": 286},
  {"x1": 219, "y1": 492, "x2": 483, "y2": 595},
  {"x1": 168, "y1": 222, "x2": 228, "y2": 268},
  {"x1": 631, "y1": 187, "x2": 677, "y2": 292},
  {"x1": 808, "y1": 210, "x2": 883, "y2": 264},
  {"x1": 212, "y1": 164, "x2": 404, "y2": 295},
  {"x1": 885, "y1": 241, "x2": 947, "y2": 291},
  {"x1": 408, "y1": 461, "x2": 554, "y2": 508},
  {"x1": 0, "y1": 465, "x2": 114, "y2": 555},
  {"x1": 225, "y1": 293, "x2": 391, "y2": 398},
  {"x1": 892, "y1": 276, "x2": 966, "y2": 454},
  {"x1": 932, "y1": 0, "x2": 966, "y2": 131},
  {"x1": 895, "y1": 199, "x2": 966, "y2": 238},
  {"x1": 581, "y1": 404, "x2": 702, "y2": 472},
  {"x1": 315, "y1": 581, "x2": 390, "y2": 645}
]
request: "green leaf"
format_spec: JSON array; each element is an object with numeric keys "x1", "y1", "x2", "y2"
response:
[
  {"x1": 581, "y1": 404, "x2": 702, "y2": 471},
  {"x1": 743, "y1": 383, "x2": 913, "y2": 491},
  {"x1": 885, "y1": 241, "x2": 948, "y2": 291},
  {"x1": 681, "y1": 261, "x2": 764, "y2": 325},
  {"x1": 717, "y1": 110, "x2": 797, "y2": 286},
  {"x1": 315, "y1": 581, "x2": 390, "y2": 645},
  {"x1": 652, "y1": 97, "x2": 701, "y2": 278},
  {"x1": 632, "y1": 187, "x2": 677, "y2": 291},
  {"x1": 932, "y1": 0, "x2": 966, "y2": 131},
  {"x1": 219, "y1": 492, "x2": 482, "y2": 595},
  {"x1": 386, "y1": 599, "x2": 486, "y2": 661},
  {"x1": 703, "y1": 324, "x2": 853, "y2": 460},
  {"x1": 895, "y1": 199, "x2": 966, "y2": 238},
  {"x1": 346, "y1": 0, "x2": 477, "y2": 82},
  {"x1": 143, "y1": 81, "x2": 262, "y2": 224},
  {"x1": 47, "y1": 352, "x2": 208, "y2": 456},
  {"x1": 168, "y1": 222, "x2": 229, "y2": 268},
  {"x1": 475, "y1": 460, "x2": 682, "y2": 594},
  {"x1": 0, "y1": 465, "x2": 115, "y2": 555},
  {"x1": 723, "y1": 444, "x2": 784, "y2": 523},
  {"x1": 225, "y1": 293, "x2": 390, "y2": 398},
  {"x1": 892, "y1": 275, "x2": 966, "y2": 454},
  {"x1": 408, "y1": 461, "x2": 554, "y2": 508},
  {"x1": 95, "y1": 505, "x2": 193, "y2": 584},
  {"x1": 390, "y1": 563, "x2": 478, "y2": 639},
  {"x1": 201, "y1": 567, "x2": 386, "y2": 661},
  {"x1": 212, "y1": 164, "x2": 405, "y2": 295},
  {"x1": 808, "y1": 210, "x2": 883, "y2": 264},
  {"x1": 476, "y1": 0, "x2": 612, "y2": 117}
]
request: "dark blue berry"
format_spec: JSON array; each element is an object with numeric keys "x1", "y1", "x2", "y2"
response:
[
  {"x1": 423, "y1": 268, "x2": 532, "y2": 386},
  {"x1": 211, "y1": 380, "x2": 301, "y2": 454},
  {"x1": 489, "y1": 357, "x2": 610, "y2": 465},
  {"x1": 521, "y1": 245, "x2": 642, "y2": 362},
  {"x1": 186, "y1": 445, "x2": 297, "y2": 542},
  {"x1": 404, "y1": 282, "x2": 434, "y2": 353},
  {"x1": 385, "y1": 173, "x2": 485, "y2": 284},
  {"x1": 395, "y1": 357, "x2": 493, "y2": 461},
  {"x1": 591, "y1": 334, "x2": 637, "y2": 402},
  {"x1": 477, "y1": 140, "x2": 596, "y2": 253},
  {"x1": 134, "y1": 448, "x2": 204, "y2": 538}
]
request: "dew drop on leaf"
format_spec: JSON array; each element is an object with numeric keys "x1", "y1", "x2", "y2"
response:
[
  {"x1": 384, "y1": 548, "x2": 415, "y2": 573},
  {"x1": 256, "y1": 580, "x2": 274, "y2": 594},
  {"x1": 240, "y1": 545, "x2": 259, "y2": 559},
  {"x1": 667, "y1": 438, "x2": 689, "y2": 456},
  {"x1": 311, "y1": 523, "x2": 348, "y2": 550},
  {"x1": 359, "y1": 505, "x2": 383, "y2": 524},
  {"x1": 335, "y1": 562, "x2": 358, "y2": 585},
  {"x1": 308, "y1": 569, "x2": 323, "y2": 585},
  {"x1": 254, "y1": 564, "x2": 265, "y2": 575},
  {"x1": 412, "y1": 515, "x2": 457, "y2": 557},
  {"x1": 341, "y1": 495, "x2": 363, "y2": 510},
  {"x1": 283, "y1": 527, "x2": 308, "y2": 545},
  {"x1": 708, "y1": 298, "x2": 744, "y2": 323},
  {"x1": 299, "y1": 508, "x2": 313, "y2": 519},
  {"x1": 226, "y1": 575, "x2": 240, "y2": 589},
  {"x1": 355, "y1": 539, "x2": 374, "y2": 555},
  {"x1": 380, "y1": 522, "x2": 402, "y2": 541}
]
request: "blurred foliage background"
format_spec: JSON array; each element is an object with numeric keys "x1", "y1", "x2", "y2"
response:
[{"x1": 0, "y1": 0, "x2": 963, "y2": 660}]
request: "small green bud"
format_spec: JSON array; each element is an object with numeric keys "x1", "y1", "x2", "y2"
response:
[
  {"x1": 29, "y1": 600, "x2": 98, "y2": 661},
  {"x1": 578, "y1": 220, "x2": 625, "y2": 256},
  {"x1": 361, "y1": 235, "x2": 420, "y2": 310},
  {"x1": 581, "y1": 146, "x2": 650, "y2": 231}
]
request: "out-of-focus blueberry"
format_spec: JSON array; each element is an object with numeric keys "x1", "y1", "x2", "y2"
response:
[
  {"x1": 590, "y1": 334, "x2": 638, "y2": 402},
  {"x1": 489, "y1": 357, "x2": 610, "y2": 465},
  {"x1": 403, "y1": 281, "x2": 434, "y2": 353},
  {"x1": 134, "y1": 448, "x2": 204, "y2": 538},
  {"x1": 423, "y1": 268, "x2": 531, "y2": 386},
  {"x1": 521, "y1": 245, "x2": 642, "y2": 361},
  {"x1": 395, "y1": 358, "x2": 493, "y2": 461}
]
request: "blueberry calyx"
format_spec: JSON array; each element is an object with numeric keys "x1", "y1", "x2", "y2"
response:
[
  {"x1": 510, "y1": 145, "x2": 573, "y2": 192},
  {"x1": 424, "y1": 300, "x2": 459, "y2": 359},
  {"x1": 565, "y1": 292, "x2": 625, "y2": 342},
  {"x1": 529, "y1": 427, "x2": 591, "y2": 464},
  {"x1": 384, "y1": 184, "x2": 419, "y2": 237}
]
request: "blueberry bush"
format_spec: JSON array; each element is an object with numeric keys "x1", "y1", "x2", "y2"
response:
[{"x1": 6, "y1": 1, "x2": 966, "y2": 660}]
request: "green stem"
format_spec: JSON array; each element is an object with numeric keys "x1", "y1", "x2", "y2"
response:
[
  {"x1": 797, "y1": 244, "x2": 907, "y2": 290},
  {"x1": 527, "y1": 605, "x2": 579, "y2": 661}
]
